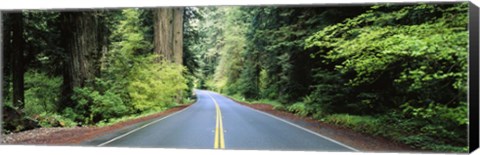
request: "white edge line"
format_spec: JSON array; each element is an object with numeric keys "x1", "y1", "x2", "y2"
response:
[
  {"x1": 208, "y1": 91, "x2": 360, "y2": 152},
  {"x1": 250, "y1": 108, "x2": 360, "y2": 152},
  {"x1": 97, "y1": 103, "x2": 195, "y2": 146}
]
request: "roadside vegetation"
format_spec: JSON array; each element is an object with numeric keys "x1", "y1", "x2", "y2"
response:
[
  {"x1": 192, "y1": 3, "x2": 468, "y2": 152},
  {"x1": 3, "y1": 8, "x2": 199, "y2": 133}
]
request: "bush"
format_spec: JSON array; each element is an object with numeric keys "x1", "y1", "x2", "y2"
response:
[
  {"x1": 324, "y1": 114, "x2": 380, "y2": 134},
  {"x1": 24, "y1": 70, "x2": 62, "y2": 116},
  {"x1": 306, "y1": 69, "x2": 350, "y2": 115},
  {"x1": 322, "y1": 110, "x2": 467, "y2": 152},
  {"x1": 256, "y1": 99, "x2": 285, "y2": 111},
  {"x1": 71, "y1": 86, "x2": 129, "y2": 124},
  {"x1": 36, "y1": 112, "x2": 77, "y2": 127},
  {"x1": 394, "y1": 102, "x2": 468, "y2": 151},
  {"x1": 128, "y1": 58, "x2": 187, "y2": 112},
  {"x1": 287, "y1": 102, "x2": 311, "y2": 117}
]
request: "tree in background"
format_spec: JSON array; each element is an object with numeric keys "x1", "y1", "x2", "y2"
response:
[
  {"x1": 183, "y1": 7, "x2": 203, "y2": 96},
  {"x1": 10, "y1": 13, "x2": 26, "y2": 110},
  {"x1": 208, "y1": 6, "x2": 366, "y2": 102},
  {"x1": 2, "y1": 12, "x2": 31, "y2": 132}
]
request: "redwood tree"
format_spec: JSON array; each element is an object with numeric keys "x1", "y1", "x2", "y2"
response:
[
  {"x1": 10, "y1": 12, "x2": 25, "y2": 109},
  {"x1": 153, "y1": 8, "x2": 184, "y2": 64},
  {"x1": 59, "y1": 11, "x2": 105, "y2": 110}
]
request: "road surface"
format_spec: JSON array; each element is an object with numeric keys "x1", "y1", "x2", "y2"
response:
[{"x1": 83, "y1": 90, "x2": 357, "y2": 151}]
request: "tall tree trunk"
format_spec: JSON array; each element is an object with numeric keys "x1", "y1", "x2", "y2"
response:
[
  {"x1": 2, "y1": 13, "x2": 12, "y2": 104},
  {"x1": 11, "y1": 12, "x2": 25, "y2": 109},
  {"x1": 173, "y1": 7, "x2": 184, "y2": 64},
  {"x1": 154, "y1": 8, "x2": 173, "y2": 62},
  {"x1": 153, "y1": 7, "x2": 183, "y2": 64},
  {"x1": 59, "y1": 11, "x2": 102, "y2": 111}
]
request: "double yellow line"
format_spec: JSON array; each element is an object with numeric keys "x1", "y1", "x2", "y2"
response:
[{"x1": 208, "y1": 93, "x2": 225, "y2": 149}]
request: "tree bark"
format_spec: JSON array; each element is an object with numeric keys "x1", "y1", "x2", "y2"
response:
[
  {"x1": 11, "y1": 12, "x2": 25, "y2": 109},
  {"x1": 173, "y1": 7, "x2": 184, "y2": 64},
  {"x1": 2, "y1": 13, "x2": 12, "y2": 105},
  {"x1": 154, "y1": 8, "x2": 173, "y2": 62},
  {"x1": 59, "y1": 11, "x2": 103, "y2": 110},
  {"x1": 153, "y1": 7, "x2": 183, "y2": 64}
]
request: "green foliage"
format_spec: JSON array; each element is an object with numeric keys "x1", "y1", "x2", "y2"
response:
[
  {"x1": 322, "y1": 113, "x2": 464, "y2": 152},
  {"x1": 23, "y1": 70, "x2": 62, "y2": 116},
  {"x1": 71, "y1": 86, "x2": 129, "y2": 124},
  {"x1": 228, "y1": 93, "x2": 247, "y2": 102},
  {"x1": 324, "y1": 114, "x2": 380, "y2": 134},
  {"x1": 95, "y1": 109, "x2": 160, "y2": 127},
  {"x1": 36, "y1": 112, "x2": 77, "y2": 127},
  {"x1": 22, "y1": 11, "x2": 64, "y2": 75},
  {"x1": 256, "y1": 99, "x2": 285, "y2": 111},
  {"x1": 303, "y1": 3, "x2": 468, "y2": 152},
  {"x1": 238, "y1": 7, "x2": 367, "y2": 103},
  {"x1": 306, "y1": 69, "x2": 350, "y2": 115},
  {"x1": 108, "y1": 9, "x2": 152, "y2": 55},
  {"x1": 377, "y1": 109, "x2": 467, "y2": 152},
  {"x1": 286, "y1": 102, "x2": 311, "y2": 117},
  {"x1": 192, "y1": 7, "x2": 226, "y2": 89},
  {"x1": 398, "y1": 102, "x2": 468, "y2": 147},
  {"x1": 237, "y1": 59, "x2": 260, "y2": 100},
  {"x1": 4, "y1": 70, "x2": 65, "y2": 130},
  {"x1": 305, "y1": 4, "x2": 467, "y2": 104},
  {"x1": 213, "y1": 7, "x2": 249, "y2": 94},
  {"x1": 129, "y1": 58, "x2": 187, "y2": 112}
]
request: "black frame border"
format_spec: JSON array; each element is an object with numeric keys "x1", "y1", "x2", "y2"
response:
[{"x1": 469, "y1": 1, "x2": 479, "y2": 153}]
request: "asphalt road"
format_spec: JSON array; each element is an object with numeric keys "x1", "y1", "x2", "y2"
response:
[{"x1": 83, "y1": 90, "x2": 357, "y2": 151}]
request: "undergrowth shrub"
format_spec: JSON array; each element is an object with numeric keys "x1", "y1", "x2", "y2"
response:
[
  {"x1": 24, "y1": 70, "x2": 62, "y2": 116},
  {"x1": 71, "y1": 86, "x2": 129, "y2": 124},
  {"x1": 128, "y1": 58, "x2": 188, "y2": 112},
  {"x1": 286, "y1": 102, "x2": 311, "y2": 117},
  {"x1": 36, "y1": 112, "x2": 77, "y2": 127},
  {"x1": 324, "y1": 114, "x2": 380, "y2": 134}
]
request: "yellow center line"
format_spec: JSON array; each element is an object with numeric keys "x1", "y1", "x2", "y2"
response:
[
  {"x1": 214, "y1": 106, "x2": 220, "y2": 149},
  {"x1": 209, "y1": 93, "x2": 225, "y2": 149},
  {"x1": 218, "y1": 106, "x2": 225, "y2": 148}
]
